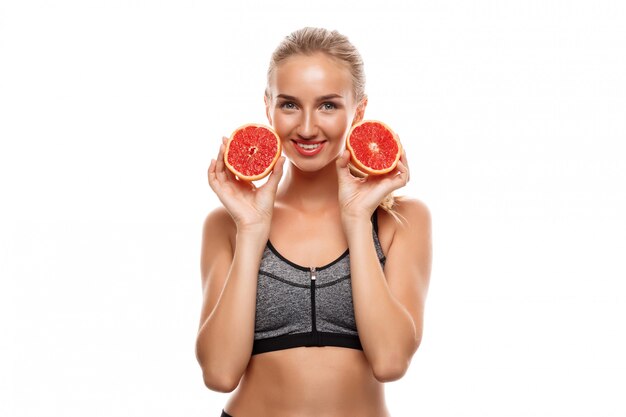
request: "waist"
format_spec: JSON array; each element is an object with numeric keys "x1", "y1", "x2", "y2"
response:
[{"x1": 226, "y1": 347, "x2": 388, "y2": 416}]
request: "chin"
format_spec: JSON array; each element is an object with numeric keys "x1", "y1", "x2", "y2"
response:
[{"x1": 286, "y1": 159, "x2": 330, "y2": 173}]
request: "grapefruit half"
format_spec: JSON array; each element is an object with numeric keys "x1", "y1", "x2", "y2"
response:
[
  {"x1": 346, "y1": 120, "x2": 402, "y2": 175},
  {"x1": 224, "y1": 124, "x2": 282, "y2": 181}
]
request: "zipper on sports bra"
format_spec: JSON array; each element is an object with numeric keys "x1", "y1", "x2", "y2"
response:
[{"x1": 310, "y1": 266, "x2": 319, "y2": 345}]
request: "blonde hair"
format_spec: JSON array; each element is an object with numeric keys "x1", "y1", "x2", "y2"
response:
[{"x1": 265, "y1": 27, "x2": 404, "y2": 224}]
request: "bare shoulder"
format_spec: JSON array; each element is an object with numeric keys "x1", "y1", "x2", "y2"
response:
[
  {"x1": 375, "y1": 197, "x2": 431, "y2": 264},
  {"x1": 202, "y1": 206, "x2": 236, "y2": 254},
  {"x1": 377, "y1": 197, "x2": 431, "y2": 238},
  {"x1": 393, "y1": 196, "x2": 432, "y2": 233}
]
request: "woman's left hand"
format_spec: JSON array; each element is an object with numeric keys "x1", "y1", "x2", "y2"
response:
[{"x1": 335, "y1": 143, "x2": 410, "y2": 222}]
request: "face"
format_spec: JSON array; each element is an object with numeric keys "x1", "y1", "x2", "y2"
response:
[{"x1": 264, "y1": 52, "x2": 367, "y2": 172}]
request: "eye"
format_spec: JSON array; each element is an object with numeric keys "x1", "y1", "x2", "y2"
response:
[
  {"x1": 280, "y1": 101, "x2": 297, "y2": 110},
  {"x1": 322, "y1": 102, "x2": 337, "y2": 110}
]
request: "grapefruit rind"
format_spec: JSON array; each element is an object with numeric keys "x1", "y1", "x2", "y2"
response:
[
  {"x1": 224, "y1": 123, "x2": 282, "y2": 181},
  {"x1": 346, "y1": 120, "x2": 402, "y2": 175}
]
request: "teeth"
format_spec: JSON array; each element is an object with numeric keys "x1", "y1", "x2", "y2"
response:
[{"x1": 296, "y1": 142, "x2": 321, "y2": 150}]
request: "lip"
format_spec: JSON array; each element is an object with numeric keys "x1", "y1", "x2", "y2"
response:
[
  {"x1": 291, "y1": 139, "x2": 327, "y2": 145},
  {"x1": 291, "y1": 139, "x2": 326, "y2": 156}
]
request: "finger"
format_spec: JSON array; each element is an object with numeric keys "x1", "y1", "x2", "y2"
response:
[
  {"x1": 208, "y1": 158, "x2": 219, "y2": 192},
  {"x1": 265, "y1": 156, "x2": 285, "y2": 193},
  {"x1": 393, "y1": 160, "x2": 409, "y2": 187},
  {"x1": 400, "y1": 147, "x2": 408, "y2": 165},
  {"x1": 208, "y1": 158, "x2": 215, "y2": 182},
  {"x1": 223, "y1": 160, "x2": 238, "y2": 183},
  {"x1": 399, "y1": 149, "x2": 410, "y2": 182},
  {"x1": 342, "y1": 149, "x2": 351, "y2": 167},
  {"x1": 215, "y1": 142, "x2": 228, "y2": 183},
  {"x1": 336, "y1": 149, "x2": 351, "y2": 172},
  {"x1": 336, "y1": 150, "x2": 354, "y2": 182},
  {"x1": 391, "y1": 149, "x2": 407, "y2": 175},
  {"x1": 215, "y1": 137, "x2": 226, "y2": 164}
]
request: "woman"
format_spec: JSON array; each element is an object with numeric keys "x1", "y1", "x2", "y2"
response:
[{"x1": 196, "y1": 27, "x2": 432, "y2": 417}]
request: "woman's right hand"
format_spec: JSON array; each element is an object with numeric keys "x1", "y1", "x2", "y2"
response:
[{"x1": 208, "y1": 136, "x2": 286, "y2": 232}]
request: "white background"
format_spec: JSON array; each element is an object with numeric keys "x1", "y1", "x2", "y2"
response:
[{"x1": 1, "y1": 0, "x2": 625, "y2": 416}]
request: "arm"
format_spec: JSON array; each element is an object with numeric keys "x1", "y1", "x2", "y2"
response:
[
  {"x1": 195, "y1": 207, "x2": 269, "y2": 392},
  {"x1": 195, "y1": 138, "x2": 285, "y2": 392},
  {"x1": 344, "y1": 199, "x2": 432, "y2": 382}
]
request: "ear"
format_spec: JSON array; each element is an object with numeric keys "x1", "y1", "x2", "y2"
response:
[
  {"x1": 264, "y1": 95, "x2": 273, "y2": 125},
  {"x1": 352, "y1": 95, "x2": 368, "y2": 126}
]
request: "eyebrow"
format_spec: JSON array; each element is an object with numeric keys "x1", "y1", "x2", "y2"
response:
[{"x1": 276, "y1": 93, "x2": 344, "y2": 101}]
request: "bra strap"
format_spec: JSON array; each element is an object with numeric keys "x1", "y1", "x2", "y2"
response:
[{"x1": 371, "y1": 208, "x2": 379, "y2": 234}]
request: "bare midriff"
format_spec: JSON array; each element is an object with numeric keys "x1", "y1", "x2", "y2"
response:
[{"x1": 223, "y1": 346, "x2": 391, "y2": 417}]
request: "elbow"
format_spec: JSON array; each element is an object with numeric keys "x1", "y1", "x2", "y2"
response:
[
  {"x1": 372, "y1": 353, "x2": 412, "y2": 383},
  {"x1": 201, "y1": 367, "x2": 240, "y2": 393},
  {"x1": 373, "y1": 339, "x2": 420, "y2": 383},
  {"x1": 373, "y1": 360, "x2": 409, "y2": 383},
  {"x1": 196, "y1": 346, "x2": 241, "y2": 393}
]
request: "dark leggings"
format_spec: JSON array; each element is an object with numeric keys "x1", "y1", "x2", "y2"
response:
[{"x1": 221, "y1": 410, "x2": 233, "y2": 417}]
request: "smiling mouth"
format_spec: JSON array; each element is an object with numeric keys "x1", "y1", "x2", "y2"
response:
[{"x1": 292, "y1": 140, "x2": 326, "y2": 150}]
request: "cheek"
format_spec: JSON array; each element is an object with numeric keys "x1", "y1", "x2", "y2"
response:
[
  {"x1": 319, "y1": 115, "x2": 351, "y2": 139},
  {"x1": 271, "y1": 113, "x2": 293, "y2": 135}
]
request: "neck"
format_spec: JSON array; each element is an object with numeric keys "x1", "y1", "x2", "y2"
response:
[{"x1": 276, "y1": 160, "x2": 340, "y2": 213}]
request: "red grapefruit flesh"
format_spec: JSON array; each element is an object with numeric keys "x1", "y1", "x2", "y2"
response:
[
  {"x1": 346, "y1": 120, "x2": 402, "y2": 175},
  {"x1": 224, "y1": 124, "x2": 282, "y2": 181}
]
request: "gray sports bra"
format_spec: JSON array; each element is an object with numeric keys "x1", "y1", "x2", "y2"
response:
[{"x1": 252, "y1": 210, "x2": 386, "y2": 355}]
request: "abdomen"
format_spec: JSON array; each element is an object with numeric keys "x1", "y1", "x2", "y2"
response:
[{"x1": 224, "y1": 347, "x2": 390, "y2": 417}]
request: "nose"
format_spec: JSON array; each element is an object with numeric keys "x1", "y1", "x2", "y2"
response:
[{"x1": 296, "y1": 110, "x2": 319, "y2": 139}]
